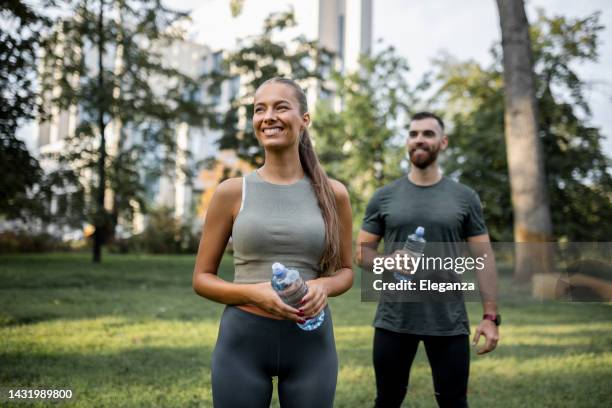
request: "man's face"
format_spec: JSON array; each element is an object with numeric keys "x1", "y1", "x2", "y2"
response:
[{"x1": 406, "y1": 118, "x2": 448, "y2": 169}]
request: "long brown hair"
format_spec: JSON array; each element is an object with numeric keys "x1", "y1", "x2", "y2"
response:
[{"x1": 256, "y1": 77, "x2": 341, "y2": 275}]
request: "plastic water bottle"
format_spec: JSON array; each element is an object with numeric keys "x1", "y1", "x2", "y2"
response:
[
  {"x1": 394, "y1": 226, "x2": 426, "y2": 281},
  {"x1": 271, "y1": 262, "x2": 325, "y2": 331}
]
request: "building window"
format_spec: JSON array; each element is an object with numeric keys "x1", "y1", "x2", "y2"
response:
[
  {"x1": 230, "y1": 76, "x2": 240, "y2": 100},
  {"x1": 212, "y1": 51, "x2": 223, "y2": 73}
]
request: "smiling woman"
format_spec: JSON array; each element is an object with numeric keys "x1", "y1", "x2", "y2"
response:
[
  {"x1": 192, "y1": 77, "x2": 354, "y2": 407},
  {"x1": 253, "y1": 81, "x2": 306, "y2": 150}
]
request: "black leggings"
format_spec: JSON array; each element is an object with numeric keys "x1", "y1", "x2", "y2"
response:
[
  {"x1": 211, "y1": 306, "x2": 338, "y2": 408},
  {"x1": 373, "y1": 328, "x2": 470, "y2": 408}
]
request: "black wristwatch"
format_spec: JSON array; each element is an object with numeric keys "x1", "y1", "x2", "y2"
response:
[{"x1": 483, "y1": 314, "x2": 501, "y2": 326}]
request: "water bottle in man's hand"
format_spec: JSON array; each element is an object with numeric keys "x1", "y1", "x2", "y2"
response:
[{"x1": 394, "y1": 226, "x2": 426, "y2": 281}]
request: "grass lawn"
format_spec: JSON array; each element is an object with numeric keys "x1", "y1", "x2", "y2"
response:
[{"x1": 0, "y1": 253, "x2": 611, "y2": 407}]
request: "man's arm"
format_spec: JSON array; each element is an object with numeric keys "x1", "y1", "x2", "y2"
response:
[
  {"x1": 356, "y1": 229, "x2": 382, "y2": 269},
  {"x1": 468, "y1": 233, "x2": 500, "y2": 354}
]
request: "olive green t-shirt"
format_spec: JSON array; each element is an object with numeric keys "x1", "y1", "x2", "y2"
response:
[{"x1": 361, "y1": 175, "x2": 487, "y2": 335}]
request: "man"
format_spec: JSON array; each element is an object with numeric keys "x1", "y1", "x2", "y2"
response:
[{"x1": 356, "y1": 112, "x2": 500, "y2": 408}]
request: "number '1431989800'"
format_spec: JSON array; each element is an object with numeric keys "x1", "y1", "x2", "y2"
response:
[{"x1": 8, "y1": 389, "x2": 73, "y2": 399}]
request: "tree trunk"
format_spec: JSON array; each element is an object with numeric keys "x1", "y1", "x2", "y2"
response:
[
  {"x1": 109, "y1": 6, "x2": 125, "y2": 240},
  {"x1": 93, "y1": 0, "x2": 106, "y2": 263},
  {"x1": 496, "y1": 0, "x2": 554, "y2": 281}
]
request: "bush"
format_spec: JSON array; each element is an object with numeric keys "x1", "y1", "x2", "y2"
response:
[
  {"x1": 0, "y1": 230, "x2": 72, "y2": 253},
  {"x1": 109, "y1": 207, "x2": 200, "y2": 254}
]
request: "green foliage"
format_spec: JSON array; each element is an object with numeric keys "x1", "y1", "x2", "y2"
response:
[
  {"x1": 39, "y1": 0, "x2": 212, "y2": 237},
  {"x1": 532, "y1": 12, "x2": 612, "y2": 240},
  {"x1": 229, "y1": 0, "x2": 245, "y2": 17},
  {"x1": 110, "y1": 207, "x2": 199, "y2": 254},
  {"x1": 435, "y1": 59, "x2": 512, "y2": 241},
  {"x1": 0, "y1": 136, "x2": 85, "y2": 225},
  {"x1": 313, "y1": 46, "x2": 422, "y2": 223},
  {"x1": 212, "y1": 8, "x2": 332, "y2": 170},
  {"x1": 0, "y1": 1, "x2": 48, "y2": 220},
  {"x1": 0, "y1": 231, "x2": 72, "y2": 253},
  {"x1": 435, "y1": 11, "x2": 612, "y2": 241},
  {"x1": 0, "y1": 0, "x2": 48, "y2": 137},
  {"x1": 0, "y1": 135, "x2": 43, "y2": 220},
  {"x1": 137, "y1": 207, "x2": 199, "y2": 254}
]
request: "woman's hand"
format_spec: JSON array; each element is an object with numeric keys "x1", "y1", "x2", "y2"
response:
[
  {"x1": 248, "y1": 282, "x2": 303, "y2": 322},
  {"x1": 300, "y1": 280, "x2": 328, "y2": 318}
]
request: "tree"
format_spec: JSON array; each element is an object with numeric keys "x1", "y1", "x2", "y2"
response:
[
  {"x1": 436, "y1": 12, "x2": 611, "y2": 244},
  {"x1": 434, "y1": 59, "x2": 512, "y2": 241},
  {"x1": 0, "y1": 136, "x2": 43, "y2": 220},
  {"x1": 496, "y1": 0, "x2": 553, "y2": 280},
  {"x1": 1, "y1": 1, "x2": 86, "y2": 229},
  {"x1": 531, "y1": 12, "x2": 611, "y2": 241},
  {"x1": 312, "y1": 46, "x2": 420, "y2": 224},
  {"x1": 0, "y1": 1, "x2": 46, "y2": 220},
  {"x1": 40, "y1": 0, "x2": 211, "y2": 262}
]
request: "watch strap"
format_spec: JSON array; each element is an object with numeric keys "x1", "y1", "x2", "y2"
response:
[{"x1": 483, "y1": 313, "x2": 501, "y2": 326}]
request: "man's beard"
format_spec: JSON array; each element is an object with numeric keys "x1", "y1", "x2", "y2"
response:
[{"x1": 409, "y1": 145, "x2": 440, "y2": 169}]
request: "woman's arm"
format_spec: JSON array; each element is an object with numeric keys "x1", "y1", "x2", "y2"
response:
[
  {"x1": 300, "y1": 179, "x2": 354, "y2": 317},
  {"x1": 192, "y1": 178, "x2": 301, "y2": 320}
]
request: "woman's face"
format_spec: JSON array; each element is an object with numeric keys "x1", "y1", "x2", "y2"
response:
[{"x1": 253, "y1": 82, "x2": 310, "y2": 150}]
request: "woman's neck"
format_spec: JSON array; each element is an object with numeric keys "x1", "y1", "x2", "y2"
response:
[{"x1": 258, "y1": 148, "x2": 304, "y2": 184}]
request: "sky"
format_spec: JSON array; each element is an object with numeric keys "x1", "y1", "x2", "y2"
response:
[{"x1": 21, "y1": 0, "x2": 612, "y2": 156}]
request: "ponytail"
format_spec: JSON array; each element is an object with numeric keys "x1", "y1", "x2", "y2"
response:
[{"x1": 298, "y1": 129, "x2": 341, "y2": 275}]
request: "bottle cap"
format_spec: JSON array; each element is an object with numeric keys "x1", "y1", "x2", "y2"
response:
[
  {"x1": 415, "y1": 226, "x2": 425, "y2": 237},
  {"x1": 272, "y1": 262, "x2": 286, "y2": 278}
]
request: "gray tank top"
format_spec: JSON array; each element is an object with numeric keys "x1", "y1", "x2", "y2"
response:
[{"x1": 231, "y1": 170, "x2": 326, "y2": 283}]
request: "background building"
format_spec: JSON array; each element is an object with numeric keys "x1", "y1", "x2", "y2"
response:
[{"x1": 318, "y1": 0, "x2": 372, "y2": 73}]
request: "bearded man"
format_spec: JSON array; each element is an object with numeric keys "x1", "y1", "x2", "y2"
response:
[{"x1": 357, "y1": 112, "x2": 500, "y2": 408}]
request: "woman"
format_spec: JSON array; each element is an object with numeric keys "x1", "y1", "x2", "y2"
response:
[{"x1": 192, "y1": 77, "x2": 353, "y2": 408}]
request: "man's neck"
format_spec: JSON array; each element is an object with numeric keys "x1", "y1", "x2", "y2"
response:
[{"x1": 408, "y1": 164, "x2": 442, "y2": 186}]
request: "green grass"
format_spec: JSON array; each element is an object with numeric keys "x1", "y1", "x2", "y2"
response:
[{"x1": 0, "y1": 253, "x2": 610, "y2": 407}]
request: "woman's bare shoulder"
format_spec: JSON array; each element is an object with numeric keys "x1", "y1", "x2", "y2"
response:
[
  {"x1": 329, "y1": 179, "x2": 349, "y2": 203},
  {"x1": 210, "y1": 177, "x2": 243, "y2": 208}
]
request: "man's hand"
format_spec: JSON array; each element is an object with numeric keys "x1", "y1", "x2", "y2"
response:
[
  {"x1": 472, "y1": 319, "x2": 499, "y2": 355},
  {"x1": 389, "y1": 249, "x2": 419, "y2": 276}
]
